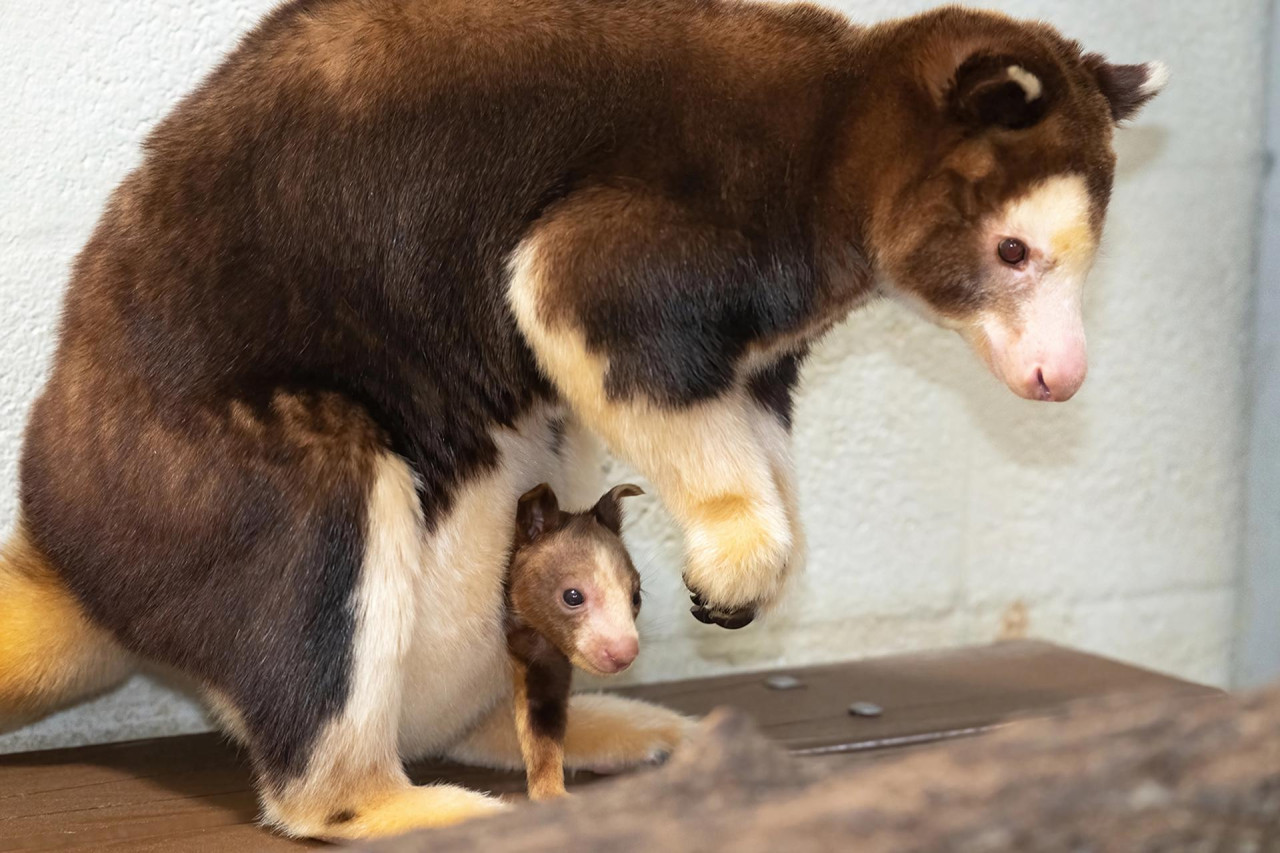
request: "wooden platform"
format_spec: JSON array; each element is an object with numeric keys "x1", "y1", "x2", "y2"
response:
[{"x1": 0, "y1": 641, "x2": 1217, "y2": 852}]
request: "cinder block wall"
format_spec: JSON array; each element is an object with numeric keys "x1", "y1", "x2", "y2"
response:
[{"x1": 0, "y1": 0, "x2": 1267, "y2": 752}]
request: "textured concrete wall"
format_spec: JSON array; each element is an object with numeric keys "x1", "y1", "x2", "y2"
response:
[{"x1": 0, "y1": 0, "x2": 1266, "y2": 753}]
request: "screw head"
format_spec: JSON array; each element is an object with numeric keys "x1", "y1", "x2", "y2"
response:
[
  {"x1": 847, "y1": 701, "x2": 884, "y2": 718},
  {"x1": 764, "y1": 675, "x2": 803, "y2": 690}
]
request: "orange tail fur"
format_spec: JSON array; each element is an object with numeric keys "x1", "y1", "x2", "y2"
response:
[{"x1": 0, "y1": 524, "x2": 133, "y2": 730}]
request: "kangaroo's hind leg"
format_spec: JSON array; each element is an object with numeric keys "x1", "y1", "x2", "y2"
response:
[
  {"x1": 22, "y1": 387, "x2": 504, "y2": 839},
  {"x1": 256, "y1": 449, "x2": 507, "y2": 839}
]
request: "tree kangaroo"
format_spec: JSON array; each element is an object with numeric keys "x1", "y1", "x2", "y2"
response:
[{"x1": 0, "y1": 0, "x2": 1164, "y2": 839}]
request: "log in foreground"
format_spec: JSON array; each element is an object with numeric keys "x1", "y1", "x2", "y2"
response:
[{"x1": 367, "y1": 686, "x2": 1280, "y2": 853}]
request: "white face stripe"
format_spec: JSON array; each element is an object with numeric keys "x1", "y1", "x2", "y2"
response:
[
  {"x1": 563, "y1": 540, "x2": 638, "y2": 675},
  {"x1": 594, "y1": 540, "x2": 637, "y2": 627},
  {"x1": 973, "y1": 174, "x2": 1095, "y2": 400},
  {"x1": 993, "y1": 173, "x2": 1096, "y2": 282}
]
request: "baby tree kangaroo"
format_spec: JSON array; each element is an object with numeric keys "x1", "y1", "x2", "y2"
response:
[{"x1": 505, "y1": 483, "x2": 646, "y2": 800}]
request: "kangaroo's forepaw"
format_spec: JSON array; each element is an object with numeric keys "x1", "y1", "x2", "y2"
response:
[
  {"x1": 680, "y1": 493, "x2": 791, "y2": 624},
  {"x1": 688, "y1": 591, "x2": 756, "y2": 629},
  {"x1": 680, "y1": 499, "x2": 788, "y2": 625}
]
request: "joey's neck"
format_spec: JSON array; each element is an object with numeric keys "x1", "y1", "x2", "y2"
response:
[{"x1": 506, "y1": 623, "x2": 568, "y2": 670}]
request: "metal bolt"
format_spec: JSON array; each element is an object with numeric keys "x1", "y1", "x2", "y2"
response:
[
  {"x1": 764, "y1": 674, "x2": 803, "y2": 690},
  {"x1": 847, "y1": 701, "x2": 884, "y2": 718}
]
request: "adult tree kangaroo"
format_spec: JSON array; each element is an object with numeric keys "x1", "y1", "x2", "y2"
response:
[{"x1": 0, "y1": 0, "x2": 1164, "y2": 840}]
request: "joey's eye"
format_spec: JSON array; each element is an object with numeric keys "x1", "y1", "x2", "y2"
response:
[
  {"x1": 562, "y1": 589, "x2": 584, "y2": 607},
  {"x1": 631, "y1": 590, "x2": 641, "y2": 609},
  {"x1": 997, "y1": 238, "x2": 1028, "y2": 266}
]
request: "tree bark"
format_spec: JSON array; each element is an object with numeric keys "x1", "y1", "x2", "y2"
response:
[{"x1": 368, "y1": 685, "x2": 1280, "y2": 852}]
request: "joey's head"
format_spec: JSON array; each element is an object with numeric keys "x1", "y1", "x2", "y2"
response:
[
  {"x1": 860, "y1": 8, "x2": 1167, "y2": 402},
  {"x1": 507, "y1": 483, "x2": 645, "y2": 676}
]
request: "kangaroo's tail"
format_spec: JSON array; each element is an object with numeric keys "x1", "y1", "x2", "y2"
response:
[{"x1": 0, "y1": 523, "x2": 134, "y2": 731}]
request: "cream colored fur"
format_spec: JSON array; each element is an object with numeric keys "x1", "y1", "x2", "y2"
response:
[
  {"x1": 235, "y1": 407, "x2": 692, "y2": 838},
  {"x1": 396, "y1": 405, "x2": 567, "y2": 757},
  {"x1": 0, "y1": 524, "x2": 135, "y2": 730},
  {"x1": 447, "y1": 691, "x2": 692, "y2": 773},
  {"x1": 1006, "y1": 64, "x2": 1042, "y2": 101},
  {"x1": 260, "y1": 453, "x2": 505, "y2": 838},
  {"x1": 750, "y1": 402, "x2": 806, "y2": 599},
  {"x1": 972, "y1": 174, "x2": 1096, "y2": 394},
  {"x1": 1139, "y1": 61, "x2": 1170, "y2": 97}
]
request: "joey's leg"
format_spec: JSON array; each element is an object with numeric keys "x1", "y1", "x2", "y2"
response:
[
  {"x1": 507, "y1": 188, "x2": 814, "y2": 625},
  {"x1": 448, "y1": 692, "x2": 693, "y2": 775},
  {"x1": 509, "y1": 655, "x2": 570, "y2": 800}
]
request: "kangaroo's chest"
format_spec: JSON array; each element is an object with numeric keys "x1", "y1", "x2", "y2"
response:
[{"x1": 396, "y1": 405, "x2": 567, "y2": 758}]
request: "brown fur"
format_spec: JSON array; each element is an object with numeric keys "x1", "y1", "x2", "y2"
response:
[
  {"x1": 504, "y1": 484, "x2": 644, "y2": 799},
  {"x1": 509, "y1": 647, "x2": 573, "y2": 801},
  {"x1": 3, "y1": 0, "x2": 1161, "y2": 838}
]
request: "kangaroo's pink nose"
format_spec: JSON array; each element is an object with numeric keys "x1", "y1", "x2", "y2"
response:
[{"x1": 1028, "y1": 350, "x2": 1087, "y2": 402}]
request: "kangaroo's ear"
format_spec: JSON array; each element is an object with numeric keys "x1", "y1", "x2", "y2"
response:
[
  {"x1": 515, "y1": 483, "x2": 562, "y2": 546},
  {"x1": 944, "y1": 52, "x2": 1054, "y2": 130},
  {"x1": 1085, "y1": 56, "x2": 1169, "y2": 123},
  {"x1": 592, "y1": 484, "x2": 645, "y2": 535}
]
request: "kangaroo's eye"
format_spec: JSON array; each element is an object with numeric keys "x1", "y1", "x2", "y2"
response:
[
  {"x1": 631, "y1": 589, "x2": 642, "y2": 609},
  {"x1": 997, "y1": 238, "x2": 1028, "y2": 265},
  {"x1": 562, "y1": 589, "x2": 584, "y2": 607}
]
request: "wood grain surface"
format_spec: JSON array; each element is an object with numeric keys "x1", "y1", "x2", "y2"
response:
[{"x1": 0, "y1": 641, "x2": 1215, "y2": 851}]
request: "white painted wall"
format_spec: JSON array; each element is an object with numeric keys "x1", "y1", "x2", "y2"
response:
[{"x1": 0, "y1": 0, "x2": 1267, "y2": 753}]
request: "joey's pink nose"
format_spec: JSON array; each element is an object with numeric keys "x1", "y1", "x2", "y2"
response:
[{"x1": 600, "y1": 636, "x2": 639, "y2": 672}]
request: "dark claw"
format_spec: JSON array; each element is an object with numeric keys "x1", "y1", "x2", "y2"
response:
[
  {"x1": 689, "y1": 602, "x2": 755, "y2": 629},
  {"x1": 713, "y1": 610, "x2": 755, "y2": 630},
  {"x1": 690, "y1": 604, "x2": 715, "y2": 624},
  {"x1": 690, "y1": 592, "x2": 706, "y2": 607}
]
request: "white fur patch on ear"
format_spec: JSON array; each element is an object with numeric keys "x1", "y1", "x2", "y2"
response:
[
  {"x1": 1139, "y1": 61, "x2": 1170, "y2": 97},
  {"x1": 1006, "y1": 65, "x2": 1043, "y2": 101}
]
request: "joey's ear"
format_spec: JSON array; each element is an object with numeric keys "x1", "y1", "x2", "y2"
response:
[
  {"x1": 1085, "y1": 55, "x2": 1168, "y2": 123},
  {"x1": 592, "y1": 484, "x2": 644, "y2": 535},
  {"x1": 948, "y1": 53, "x2": 1051, "y2": 130},
  {"x1": 516, "y1": 484, "x2": 562, "y2": 546}
]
